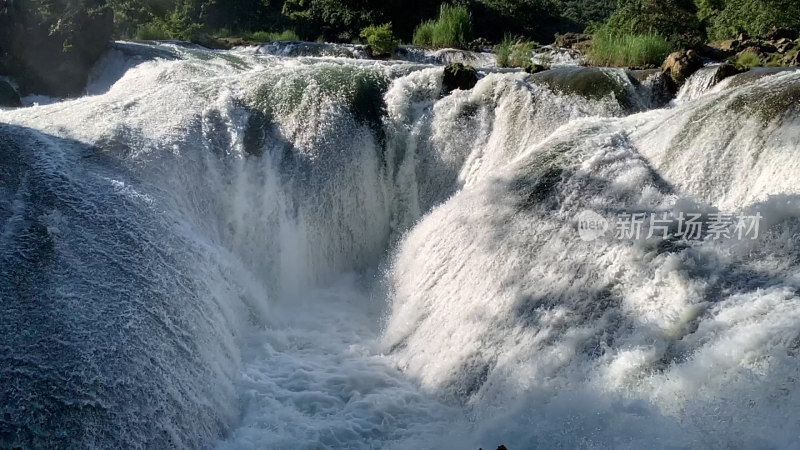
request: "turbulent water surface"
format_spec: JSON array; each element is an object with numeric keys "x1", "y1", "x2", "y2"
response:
[{"x1": 2, "y1": 41, "x2": 800, "y2": 449}]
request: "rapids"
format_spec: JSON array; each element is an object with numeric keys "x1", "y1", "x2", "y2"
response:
[{"x1": 2, "y1": 41, "x2": 800, "y2": 449}]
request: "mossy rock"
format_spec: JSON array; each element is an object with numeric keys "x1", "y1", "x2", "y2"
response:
[
  {"x1": 523, "y1": 63, "x2": 549, "y2": 74},
  {"x1": 712, "y1": 61, "x2": 747, "y2": 85}
]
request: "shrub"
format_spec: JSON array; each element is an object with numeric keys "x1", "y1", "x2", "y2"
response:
[
  {"x1": 431, "y1": 4, "x2": 473, "y2": 48},
  {"x1": 250, "y1": 30, "x2": 300, "y2": 42},
  {"x1": 360, "y1": 23, "x2": 399, "y2": 56},
  {"x1": 413, "y1": 20, "x2": 436, "y2": 46},
  {"x1": 735, "y1": 51, "x2": 761, "y2": 69},
  {"x1": 588, "y1": 28, "x2": 675, "y2": 67}
]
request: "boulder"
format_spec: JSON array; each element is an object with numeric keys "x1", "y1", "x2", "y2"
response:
[
  {"x1": 766, "y1": 27, "x2": 799, "y2": 42},
  {"x1": 717, "y1": 40, "x2": 740, "y2": 52},
  {"x1": 775, "y1": 38, "x2": 795, "y2": 53},
  {"x1": 0, "y1": 79, "x2": 21, "y2": 107},
  {"x1": 442, "y1": 63, "x2": 478, "y2": 95},
  {"x1": 784, "y1": 50, "x2": 800, "y2": 66},
  {"x1": 712, "y1": 60, "x2": 747, "y2": 85},
  {"x1": 662, "y1": 50, "x2": 703, "y2": 86},
  {"x1": 756, "y1": 41, "x2": 778, "y2": 54}
]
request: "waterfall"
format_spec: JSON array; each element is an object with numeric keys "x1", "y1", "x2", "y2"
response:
[{"x1": 2, "y1": 41, "x2": 799, "y2": 449}]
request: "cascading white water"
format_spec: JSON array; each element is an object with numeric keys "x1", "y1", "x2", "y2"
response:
[
  {"x1": 2, "y1": 41, "x2": 799, "y2": 449},
  {"x1": 392, "y1": 46, "x2": 498, "y2": 68}
]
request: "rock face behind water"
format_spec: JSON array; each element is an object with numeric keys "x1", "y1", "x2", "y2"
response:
[
  {"x1": 662, "y1": 50, "x2": 703, "y2": 86},
  {"x1": 0, "y1": 7, "x2": 113, "y2": 97},
  {"x1": 0, "y1": 80, "x2": 21, "y2": 107},
  {"x1": 442, "y1": 63, "x2": 478, "y2": 95}
]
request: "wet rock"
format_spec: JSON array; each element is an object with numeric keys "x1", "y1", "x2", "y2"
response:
[
  {"x1": 523, "y1": 63, "x2": 548, "y2": 74},
  {"x1": 0, "y1": 79, "x2": 21, "y2": 107},
  {"x1": 442, "y1": 63, "x2": 478, "y2": 95},
  {"x1": 712, "y1": 60, "x2": 747, "y2": 85},
  {"x1": 467, "y1": 37, "x2": 492, "y2": 52},
  {"x1": 191, "y1": 34, "x2": 235, "y2": 50},
  {"x1": 662, "y1": 49, "x2": 703, "y2": 86}
]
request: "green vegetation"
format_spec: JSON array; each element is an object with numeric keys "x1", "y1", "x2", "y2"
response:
[
  {"x1": 360, "y1": 24, "x2": 399, "y2": 56},
  {"x1": 495, "y1": 35, "x2": 540, "y2": 68},
  {"x1": 412, "y1": 4, "x2": 473, "y2": 49},
  {"x1": 697, "y1": 0, "x2": 800, "y2": 41},
  {"x1": 602, "y1": 0, "x2": 703, "y2": 47},
  {"x1": 735, "y1": 51, "x2": 762, "y2": 69},
  {"x1": 135, "y1": 11, "x2": 203, "y2": 40},
  {"x1": 3, "y1": 0, "x2": 800, "y2": 65},
  {"x1": 413, "y1": 21, "x2": 436, "y2": 46},
  {"x1": 588, "y1": 28, "x2": 676, "y2": 67},
  {"x1": 249, "y1": 30, "x2": 301, "y2": 42}
]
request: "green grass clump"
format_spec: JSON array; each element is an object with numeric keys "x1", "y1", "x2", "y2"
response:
[
  {"x1": 360, "y1": 23, "x2": 399, "y2": 56},
  {"x1": 215, "y1": 28, "x2": 234, "y2": 38},
  {"x1": 735, "y1": 51, "x2": 761, "y2": 69},
  {"x1": 588, "y1": 29, "x2": 675, "y2": 67},
  {"x1": 495, "y1": 35, "x2": 513, "y2": 67},
  {"x1": 249, "y1": 30, "x2": 300, "y2": 42},
  {"x1": 495, "y1": 34, "x2": 539, "y2": 69},
  {"x1": 413, "y1": 20, "x2": 436, "y2": 46},
  {"x1": 412, "y1": 4, "x2": 473, "y2": 49}
]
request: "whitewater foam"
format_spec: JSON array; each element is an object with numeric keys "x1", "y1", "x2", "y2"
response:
[{"x1": 2, "y1": 42, "x2": 800, "y2": 449}]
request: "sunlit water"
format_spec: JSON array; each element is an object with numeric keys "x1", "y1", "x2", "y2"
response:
[{"x1": 2, "y1": 41, "x2": 800, "y2": 449}]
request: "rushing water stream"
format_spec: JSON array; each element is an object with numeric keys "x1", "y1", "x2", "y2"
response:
[{"x1": 2, "y1": 41, "x2": 800, "y2": 449}]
